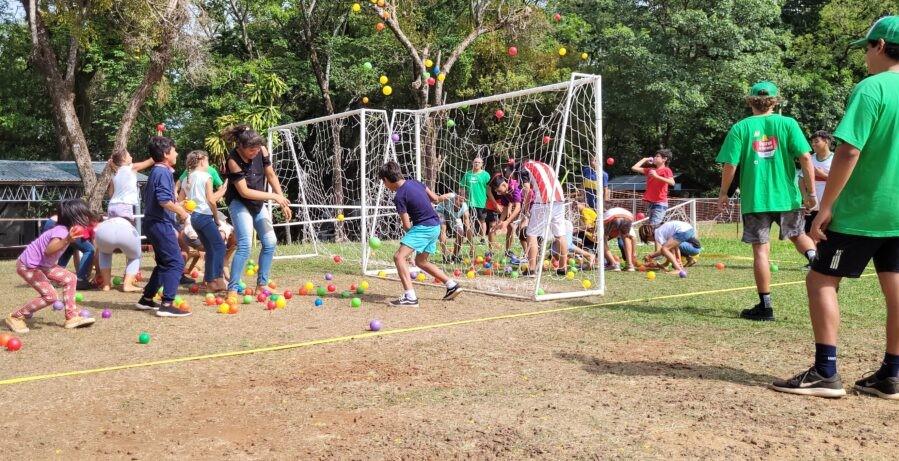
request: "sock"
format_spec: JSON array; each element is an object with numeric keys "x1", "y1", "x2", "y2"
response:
[
  {"x1": 758, "y1": 292, "x2": 772, "y2": 309},
  {"x1": 804, "y1": 249, "x2": 817, "y2": 263},
  {"x1": 814, "y1": 343, "x2": 838, "y2": 378},
  {"x1": 445, "y1": 280, "x2": 458, "y2": 289},
  {"x1": 875, "y1": 352, "x2": 899, "y2": 379},
  {"x1": 404, "y1": 290, "x2": 417, "y2": 301}
]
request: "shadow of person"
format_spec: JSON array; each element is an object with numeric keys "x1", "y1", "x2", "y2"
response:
[{"x1": 556, "y1": 351, "x2": 776, "y2": 387}]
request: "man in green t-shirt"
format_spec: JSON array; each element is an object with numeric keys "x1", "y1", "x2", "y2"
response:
[
  {"x1": 716, "y1": 81, "x2": 818, "y2": 322},
  {"x1": 460, "y1": 156, "x2": 492, "y2": 242},
  {"x1": 770, "y1": 16, "x2": 899, "y2": 400}
]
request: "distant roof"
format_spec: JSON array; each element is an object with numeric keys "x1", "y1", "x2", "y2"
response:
[{"x1": 0, "y1": 160, "x2": 148, "y2": 184}]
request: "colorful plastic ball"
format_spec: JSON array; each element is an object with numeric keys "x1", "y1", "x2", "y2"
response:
[
  {"x1": 432, "y1": 65, "x2": 440, "y2": 75},
  {"x1": 112, "y1": 276, "x2": 123, "y2": 286},
  {"x1": 135, "y1": 272, "x2": 143, "y2": 282},
  {"x1": 511, "y1": 271, "x2": 520, "y2": 279},
  {"x1": 362, "y1": 96, "x2": 369, "y2": 104},
  {"x1": 537, "y1": 288, "x2": 546, "y2": 296},
  {"x1": 553, "y1": 12, "x2": 562, "y2": 21},
  {"x1": 369, "y1": 319, "x2": 382, "y2": 331},
  {"x1": 352, "y1": 3, "x2": 361, "y2": 13},
  {"x1": 314, "y1": 298, "x2": 324, "y2": 307},
  {"x1": 189, "y1": 284, "x2": 199, "y2": 294},
  {"x1": 606, "y1": 157, "x2": 615, "y2": 166},
  {"x1": 327, "y1": 284, "x2": 337, "y2": 293},
  {"x1": 453, "y1": 269, "x2": 462, "y2": 277},
  {"x1": 268, "y1": 281, "x2": 277, "y2": 289},
  {"x1": 333, "y1": 255, "x2": 344, "y2": 263},
  {"x1": 416, "y1": 273, "x2": 427, "y2": 282},
  {"x1": 351, "y1": 297, "x2": 362, "y2": 308},
  {"x1": 437, "y1": 73, "x2": 446, "y2": 82},
  {"x1": 507, "y1": 46, "x2": 518, "y2": 57},
  {"x1": 304, "y1": 281, "x2": 315, "y2": 291},
  {"x1": 565, "y1": 271, "x2": 575, "y2": 280},
  {"x1": 316, "y1": 287, "x2": 327, "y2": 297},
  {"x1": 446, "y1": 119, "x2": 456, "y2": 128},
  {"x1": 75, "y1": 292, "x2": 84, "y2": 302},
  {"x1": 646, "y1": 271, "x2": 656, "y2": 281},
  {"x1": 360, "y1": 280, "x2": 370, "y2": 290},
  {"x1": 256, "y1": 294, "x2": 266, "y2": 302},
  {"x1": 424, "y1": 58, "x2": 434, "y2": 68},
  {"x1": 190, "y1": 270, "x2": 200, "y2": 279},
  {"x1": 298, "y1": 287, "x2": 309, "y2": 296},
  {"x1": 466, "y1": 270, "x2": 475, "y2": 279},
  {"x1": 214, "y1": 296, "x2": 224, "y2": 305},
  {"x1": 368, "y1": 236, "x2": 382, "y2": 249},
  {"x1": 391, "y1": 133, "x2": 400, "y2": 142},
  {"x1": 542, "y1": 135, "x2": 551, "y2": 145},
  {"x1": 378, "y1": 270, "x2": 387, "y2": 278},
  {"x1": 283, "y1": 290, "x2": 293, "y2": 299},
  {"x1": 205, "y1": 292, "x2": 215, "y2": 300},
  {"x1": 243, "y1": 295, "x2": 253, "y2": 304},
  {"x1": 0, "y1": 333, "x2": 11, "y2": 347},
  {"x1": 715, "y1": 262, "x2": 726, "y2": 270},
  {"x1": 79, "y1": 308, "x2": 90, "y2": 318},
  {"x1": 382, "y1": 85, "x2": 392, "y2": 96},
  {"x1": 379, "y1": 75, "x2": 389, "y2": 85},
  {"x1": 770, "y1": 263, "x2": 779, "y2": 272},
  {"x1": 325, "y1": 273, "x2": 334, "y2": 281},
  {"x1": 375, "y1": 22, "x2": 385, "y2": 32},
  {"x1": 267, "y1": 300, "x2": 276, "y2": 310},
  {"x1": 582, "y1": 279, "x2": 592, "y2": 289},
  {"x1": 275, "y1": 298, "x2": 287, "y2": 308},
  {"x1": 356, "y1": 286, "x2": 366, "y2": 295},
  {"x1": 184, "y1": 200, "x2": 197, "y2": 212},
  {"x1": 340, "y1": 291, "x2": 351, "y2": 299},
  {"x1": 52, "y1": 300, "x2": 65, "y2": 311},
  {"x1": 6, "y1": 337, "x2": 22, "y2": 351},
  {"x1": 245, "y1": 269, "x2": 255, "y2": 276},
  {"x1": 484, "y1": 262, "x2": 492, "y2": 269},
  {"x1": 427, "y1": 77, "x2": 436, "y2": 86},
  {"x1": 101, "y1": 309, "x2": 112, "y2": 319},
  {"x1": 228, "y1": 305, "x2": 238, "y2": 314},
  {"x1": 138, "y1": 332, "x2": 151, "y2": 344},
  {"x1": 679, "y1": 270, "x2": 688, "y2": 278},
  {"x1": 580, "y1": 52, "x2": 589, "y2": 60},
  {"x1": 218, "y1": 303, "x2": 229, "y2": 313},
  {"x1": 350, "y1": 284, "x2": 357, "y2": 291},
  {"x1": 558, "y1": 47, "x2": 567, "y2": 57},
  {"x1": 363, "y1": 61, "x2": 372, "y2": 70}
]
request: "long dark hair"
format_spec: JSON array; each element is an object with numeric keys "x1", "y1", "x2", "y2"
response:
[
  {"x1": 56, "y1": 199, "x2": 95, "y2": 229},
  {"x1": 221, "y1": 124, "x2": 265, "y2": 149}
]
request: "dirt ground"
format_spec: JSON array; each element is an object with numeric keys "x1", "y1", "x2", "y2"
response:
[{"x1": 1, "y1": 255, "x2": 897, "y2": 459}]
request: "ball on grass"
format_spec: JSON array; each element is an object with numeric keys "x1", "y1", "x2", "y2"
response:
[
  {"x1": 75, "y1": 292, "x2": 84, "y2": 302},
  {"x1": 138, "y1": 332, "x2": 151, "y2": 344},
  {"x1": 101, "y1": 309, "x2": 112, "y2": 319},
  {"x1": 715, "y1": 262, "x2": 726, "y2": 270},
  {"x1": 582, "y1": 279, "x2": 592, "y2": 289},
  {"x1": 6, "y1": 337, "x2": 22, "y2": 351},
  {"x1": 369, "y1": 319, "x2": 382, "y2": 331},
  {"x1": 316, "y1": 287, "x2": 327, "y2": 297},
  {"x1": 351, "y1": 297, "x2": 362, "y2": 308},
  {"x1": 770, "y1": 263, "x2": 779, "y2": 272},
  {"x1": 325, "y1": 273, "x2": 334, "y2": 281},
  {"x1": 646, "y1": 271, "x2": 656, "y2": 281},
  {"x1": 368, "y1": 236, "x2": 382, "y2": 249},
  {"x1": 679, "y1": 270, "x2": 688, "y2": 278}
]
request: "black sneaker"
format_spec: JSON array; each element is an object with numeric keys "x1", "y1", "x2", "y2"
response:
[
  {"x1": 134, "y1": 298, "x2": 159, "y2": 311},
  {"x1": 179, "y1": 275, "x2": 196, "y2": 285},
  {"x1": 741, "y1": 303, "x2": 775, "y2": 321},
  {"x1": 769, "y1": 367, "x2": 846, "y2": 398},
  {"x1": 854, "y1": 373, "x2": 899, "y2": 400},
  {"x1": 443, "y1": 284, "x2": 462, "y2": 300},
  {"x1": 76, "y1": 280, "x2": 93, "y2": 291},
  {"x1": 556, "y1": 268, "x2": 568, "y2": 276},
  {"x1": 156, "y1": 302, "x2": 192, "y2": 318},
  {"x1": 387, "y1": 296, "x2": 419, "y2": 307}
]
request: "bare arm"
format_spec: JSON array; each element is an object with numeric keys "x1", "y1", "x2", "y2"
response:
[
  {"x1": 797, "y1": 154, "x2": 817, "y2": 210},
  {"x1": 176, "y1": 179, "x2": 186, "y2": 202},
  {"x1": 631, "y1": 157, "x2": 650, "y2": 174},
  {"x1": 717, "y1": 163, "x2": 737, "y2": 212},
  {"x1": 400, "y1": 212, "x2": 412, "y2": 231},
  {"x1": 45, "y1": 231, "x2": 76, "y2": 255},
  {"x1": 161, "y1": 201, "x2": 190, "y2": 222},
  {"x1": 809, "y1": 143, "x2": 861, "y2": 241},
  {"x1": 131, "y1": 158, "x2": 156, "y2": 172},
  {"x1": 205, "y1": 181, "x2": 221, "y2": 226},
  {"x1": 213, "y1": 179, "x2": 229, "y2": 202}
]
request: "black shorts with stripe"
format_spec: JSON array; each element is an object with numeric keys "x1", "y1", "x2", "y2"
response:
[{"x1": 811, "y1": 230, "x2": 899, "y2": 278}]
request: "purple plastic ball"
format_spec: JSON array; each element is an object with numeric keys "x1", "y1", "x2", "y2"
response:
[
  {"x1": 369, "y1": 319, "x2": 382, "y2": 331},
  {"x1": 52, "y1": 300, "x2": 65, "y2": 311},
  {"x1": 101, "y1": 309, "x2": 112, "y2": 319},
  {"x1": 80, "y1": 308, "x2": 91, "y2": 318},
  {"x1": 679, "y1": 270, "x2": 687, "y2": 278},
  {"x1": 325, "y1": 273, "x2": 334, "y2": 281},
  {"x1": 390, "y1": 133, "x2": 400, "y2": 143},
  {"x1": 23, "y1": 312, "x2": 33, "y2": 319}
]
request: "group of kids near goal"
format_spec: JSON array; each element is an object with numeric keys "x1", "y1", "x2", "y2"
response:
[{"x1": 5, "y1": 16, "x2": 898, "y2": 401}]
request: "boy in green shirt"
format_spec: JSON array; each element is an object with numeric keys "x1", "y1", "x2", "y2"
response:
[
  {"x1": 716, "y1": 81, "x2": 818, "y2": 321},
  {"x1": 770, "y1": 16, "x2": 899, "y2": 400}
]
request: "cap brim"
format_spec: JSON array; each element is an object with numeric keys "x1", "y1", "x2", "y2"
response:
[{"x1": 849, "y1": 37, "x2": 869, "y2": 48}]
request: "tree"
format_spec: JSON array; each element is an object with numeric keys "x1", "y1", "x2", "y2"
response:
[{"x1": 22, "y1": 0, "x2": 191, "y2": 210}]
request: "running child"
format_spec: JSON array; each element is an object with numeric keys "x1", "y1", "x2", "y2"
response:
[
  {"x1": 180, "y1": 150, "x2": 229, "y2": 292},
  {"x1": 638, "y1": 221, "x2": 701, "y2": 273},
  {"x1": 379, "y1": 161, "x2": 462, "y2": 307},
  {"x1": 5, "y1": 199, "x2": 97, "y2": 333}
]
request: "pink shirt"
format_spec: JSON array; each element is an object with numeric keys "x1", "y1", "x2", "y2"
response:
[{"x1": 19, "y1": 225, "x2": 69, "y2": 269}]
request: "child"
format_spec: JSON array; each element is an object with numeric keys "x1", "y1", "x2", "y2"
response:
[
  {"x1": 602, "y1": 207, "x2": 637, "y2": 271},
  {"x1": 108, "y1": 149, "x2": 155, "y2": 220},
  {"x1": 180, "y1": 150, "x2": 228, "y2": 292},
  {"x1": 435, "y1": 188, "x2": 473, "y2": 264},
  {"x1": 551, "y1": 218, "x2": 597, "y2": 269},
  {"x1": 798, "y1": 130, "x2": 834, "y2": 233},
  {"x1": 770, "y1": 17, "x2": 899, "y2": 399},
  {"x1": 6, "y1": 199, "x2": 97, "y2": 333},
  {"x1": 135, "y1": 136, "x2": 192, "y2": 317},
  {"x1": 638, "y1": 221, "x2": 701, "y2": 273},
  {"x1": 631, "y1": 149, "x2": 674, "y2": 227},
  {"x1": 378, "y1": 161, "x2": 462, "y2": 307},
  {"x1": 488, "y1": 172, "x2": 524, "y2": 263},
  {"x1": 93, "y1": 215, "x2": 143, "y2": 292},
  {"x1": 461, "y1": 156, "x2": 491, "y2": 243},
  {"x1": 517, "y1": 160, "x2": 568, "y2": 276}
]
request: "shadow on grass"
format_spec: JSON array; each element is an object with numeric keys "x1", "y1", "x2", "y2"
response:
[
  {"x1": 556, "y1": 352, "x2": 775, "y2": 387},
  {"x1": 564, "y1": 300, "x2": 737, "y2": 319}
]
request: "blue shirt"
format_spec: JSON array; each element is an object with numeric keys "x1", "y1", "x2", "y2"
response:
[
  {"x1": 582, "y1": 165, "x2": 608, "y2": 209},
  {"x1": 394, "y1": 179, "x2": 440, "y2": 227},
  {"x1": 143, "y1": 164, "x2": 178, "y2": 227}
]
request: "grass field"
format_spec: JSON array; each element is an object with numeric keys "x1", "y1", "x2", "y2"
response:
[{"x1": 0, "y1": 223, "x2": 895, "y2": 458}]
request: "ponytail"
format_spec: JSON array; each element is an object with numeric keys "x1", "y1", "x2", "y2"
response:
[{"x1": 222, "y1": 124, "x2": 265, "y2": 149}]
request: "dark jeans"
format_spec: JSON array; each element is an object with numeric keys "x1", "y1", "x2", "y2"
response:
[
  {"x1": 142, "y1": 221, "x2": 185, "y2": 302},
  {"x1": 191, "y1": 212, "x2": 225, "y2": 282},
  {"x1": 58, "y1": 238, "x2": 95, "y2": 282}
]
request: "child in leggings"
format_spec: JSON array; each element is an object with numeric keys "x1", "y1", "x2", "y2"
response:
[{"x1": 5, "y1": 199, "x2": 97, "y2": 333}]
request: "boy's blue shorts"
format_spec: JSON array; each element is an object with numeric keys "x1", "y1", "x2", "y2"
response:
[{"x1": 401, "y1": 225, "x2": 440, "y2": 254}]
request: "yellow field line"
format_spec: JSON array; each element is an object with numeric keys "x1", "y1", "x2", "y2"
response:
[{"x1": 0, "y1": 275, "x2": 871, "y2": 387}]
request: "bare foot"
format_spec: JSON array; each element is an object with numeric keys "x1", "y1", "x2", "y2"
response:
[
  {"x1": 101, "y1": 285, "x2": 111, "y2": 292},
  {"x1": 121, "y1": 285, "x2": 142, "y2": 292}
]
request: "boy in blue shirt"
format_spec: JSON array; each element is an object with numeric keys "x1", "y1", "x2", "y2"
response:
[
  {"x1": 379, "y1": 161, "x2": 462, "y2": 307},
  {"x1": 135, "y1": 136, "x2": 192, "y2": 317}
]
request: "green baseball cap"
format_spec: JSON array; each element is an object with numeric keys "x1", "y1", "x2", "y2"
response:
[
  {"x1": 748, "y1": 81, "x2": 779, "y2": 97},
  {"x1": 850, "y1": 16, "x2": 899, "y2": 48}
]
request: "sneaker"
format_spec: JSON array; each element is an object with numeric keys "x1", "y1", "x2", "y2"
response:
[
  {"x1": 387, "y1": 296, "x2": 419, "y2": 307},
  {"x1": 740, "y1": 303, "x2": 775, "y2": 321},
  {"x1": 627, "y1": 266, "x2": 637, "y2": 272},
  {"x1": 769, "y1": 367, "x2": 846, "y2": 398},
  {"x1": 179, "y1": 275, "x2": 196, "y2": 285},
  {"x1": 76, "y1": 280, "x2": 93, "y2": 291},
  {"x1": 854, "y1": 372, "x2": 899, "y2": 400},
  {"x1": 156, "y1": 303, "x2": 192, "y2": 318},
  {"x1": 134, "y1": 298, "x2": 159, "y2": 311},
  {"x1": 556, "y1": 268, "x2": 568, "y2": 276},
  {"x1": 509, "y1": 255, "x2": 524, "y2": 265},
  {"x1": 64, "y1": 316, "x2": 96, "y2": 329},
  {"x1": 443, "y1": 284, "x2": 463, "y2": 300},
  {"x1": 5, "y1": 315, "x2": 29, "y2": 334},
  {"x1": 684, "y1": 256, "x2": 697, "y2": 267}
]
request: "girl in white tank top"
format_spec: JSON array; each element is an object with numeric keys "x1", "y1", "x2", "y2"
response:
[{"x1": 107, "y1": 150, "x2": 155, "y2": 219}]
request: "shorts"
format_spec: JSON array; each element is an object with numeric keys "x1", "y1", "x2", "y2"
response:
[
  {"x1": 811, "y1": 231, "x2": 899, "y2": 278},
  {"x1": 527, "y1": 202, "x2": 566, "y2": 238},
  {"x1": 804, "y1": 210, "x2": 819, "y2": 234},
  {"x1": 678, "y1": 241, "x2": 702, "y2": 256},
  {"x1": 440, "y1": 217, "x2": 464, "y2": 238},
  {"x1": 647, "y1": 203, "x2": 667, "y2": 226},
  {"x1": 673, "y1": 229, "x2": 695, "y2": 243},
  {"x1": 401, "y1": 225, "x2": 440, "y2": 254},
  {"x1": 605, "y1": 218, "x2": 632, "y2": 240},
  {"x1": 741, "y1": 211, "x2": 805, "y2": 244}
]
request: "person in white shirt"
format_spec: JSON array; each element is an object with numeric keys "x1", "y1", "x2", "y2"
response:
[
  {"x1": 639, "y1": 221, "x2": 701, "y2": 272},
  {"x1": 107, "y1": 150, "x2": 155, "y2": 220},
  {"x1": 178, "y1": 150, "x2": 228, "y2": 291},
  {"x1": 799, "y1": 130, "x2": 834, "y2": 233}
]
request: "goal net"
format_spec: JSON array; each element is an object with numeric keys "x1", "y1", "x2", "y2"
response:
[
  {"x1": 370, "y1": 74, "x2": 605, "y2": 301},
  {"x1": 267, "y1": 109, "x2": 398, "y2": 269}
]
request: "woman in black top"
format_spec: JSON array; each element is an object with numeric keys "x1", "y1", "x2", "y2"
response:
[{"x1": 223, "y1": 125, "x2": 292, "y2": 294}]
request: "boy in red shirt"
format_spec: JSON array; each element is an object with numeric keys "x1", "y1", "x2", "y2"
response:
[{"x1": 631, "y1": 149, "x2": 675, "y2": 227}]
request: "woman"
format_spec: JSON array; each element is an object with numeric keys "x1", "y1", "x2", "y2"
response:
[
  {"x1": 222, "y1": 125, "x2": 292, "y2": 294},
  {"x1": 93, "y1": 215, "x2": 143, "y2": 292}
]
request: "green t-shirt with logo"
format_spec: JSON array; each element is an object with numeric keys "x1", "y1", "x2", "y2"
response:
[
  {"x1": 716, "y1": 114, "x2": 811, "y2": 214},
  {"x1": 179, "y1": 166, "x2": 224, "y2": 188},
  {"x1": 461, "y1": 170, "x2": 490, "y2": 208},
  {"x1": 830, "y1": 71, "x2": 899, "y2": 237}
]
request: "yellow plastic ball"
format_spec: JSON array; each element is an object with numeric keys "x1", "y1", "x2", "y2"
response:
[
  {"x1": 466, "y1": 270, "x2": 475, "y2": 279},
  {"x1": 565, "y1": 271, "x2": 575, "y2": 280},
  {"x1": 437, "y1": 73, "x2": 446, "y2": 82},
  {"x1": 416, "y1": 273, "x2": 427, "y2": 282},
  {"x1": 379, "y1": 75, "x2": 389, "y2": 85},
  {"x1": 336, "y1": 213, "x2": 345, "y2": 222},
  {"x1": 382, "y1": 85, "x2": 393, "y2": 96},
  {"x1": 582, "y1": 279, "x2": 592, "y2": 289},
  {"x1": 360, "y1": 280, "x2": 370, "y2": 290},
  {"x1": 558, "y1": 47, "x2": 567, "y2": 57},
  {"x1": 275, "y1": 298, "x2": 286, "y2": 309},
  {"x1": 184, "y1": 200, "x2": 197, "y2": 212},
  {"x1": 647, "y1": 271, "x2": 656, "y2": 281},
  {"x1": 351, "y1": 3, "x2": 361, "y2": 12},
  {"x1": 361, "y1": 96, "x2": 369, "y2": 104},
  {"x1": 377, "y1": 0, "x2": 385, "y2": 6},
  {"x1": 424, "y1": 58, "x2": 434, "y2": 68},
  {"x1": 580, "y1": 52, "x2": 589, "y2": 60},
  {"x1": 304, "y1": 282, "x2": 314, "y2": 291},
  {"x1": 377, "y1": 270, "x2": 386, "y2": 278},
  {"x1": 218, "y1": 304, "x2": 229, "y2": 314},
  {"x1": 245, "y1": 268, "x2": 255, "y2": 276}
]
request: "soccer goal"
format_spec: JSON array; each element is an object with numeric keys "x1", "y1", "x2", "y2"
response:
[
  {"x1": 370, "y1": 73, "x2": 605, "y2": 301},
  {"x1": 267, "y1": 109, "x2": 400, "y2": 270}
]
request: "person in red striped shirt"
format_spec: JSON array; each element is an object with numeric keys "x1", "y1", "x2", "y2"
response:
[{"x1": 517, "y1": 160, "x2": 568, "y2": 276}]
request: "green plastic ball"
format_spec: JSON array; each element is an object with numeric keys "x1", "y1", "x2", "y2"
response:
[
  {"x1": 75, "y1": 292, "x2": 84, "y2": 302},
  {"x1": 316, "y1": 287, "x2": 327, "y2": 297},
  {"x1": 537, "y1": 288, "x2": 545, "y2": 296},
  {"x1": 341, "y1": 290, "x2": 351, "y2": 299},
  {"x1": 770, "y1": 263, "x2": 779, "y2": 273},
  {"x1": 138, "y1": 332, "x2": 151, "y2": 344},
  {"x1": 112, "y1": 276, "x2": 123, "y2": 286},
  {"x1": 356, "y1": 287, "x2": 365, "y2": 295},
  {"x1": 243, "y1": 295, "x2": 253, "y2": 304},
  {"x1": 368, "y1": 236, "x2": 382, "y2": 249},
  {"x1": 363, "y1": 61, "x2": 373, "y2": 70},
  {"x1": 446, "y1": 119, "x2": 456, "y2": 128},
  {"x1": 351, "y1": 297, "x2": 362, "y2": 308}
]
